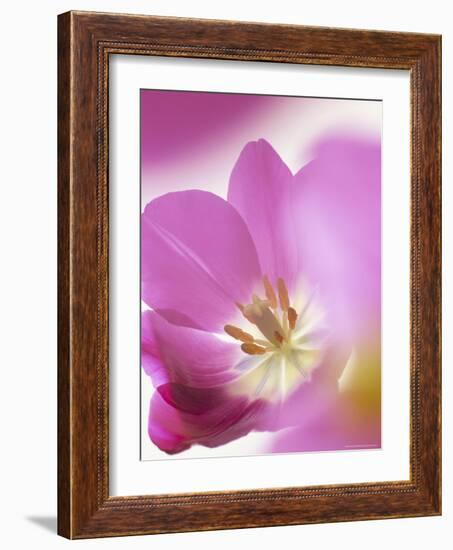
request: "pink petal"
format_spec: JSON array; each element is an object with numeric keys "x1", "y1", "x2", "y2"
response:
[
  {"x1": 148, "y1": 386, "x2": 267, "y2": 454},
  {"x1": 227, "y1": 139, "x2": 299, "y2": 291},
  {"x1": 141, "y1": 190, "x2": 262, "y2": 332},
  {"x1": 263, "y1": 345, "x2": 349, "y2": 431},
  {"x1": 142, "y1": 310, "x2": 240, "y2": 388},
  {"x1": 271, "y1": 390, "x2": 381, "y2": 453},
  {"x1": 143, "y1": 310, "x2": 272, "y2": 453},
  {"x1": 292, "y1": 135, "x2": 381, "y2": 343}
]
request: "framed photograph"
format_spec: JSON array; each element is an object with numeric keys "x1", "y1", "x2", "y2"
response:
[{"x1": 58, "y1": 11, "x2": 441, "y2": 539}]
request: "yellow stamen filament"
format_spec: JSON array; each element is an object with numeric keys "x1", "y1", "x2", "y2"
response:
[
  {"x1": 224, "y1": 324, "x2": 254, "y2": 343},
  {"x1": 288, "y1": 307, "x2": 298, "y2": 330},
  {"x1": 241, "y1": 342, "x2": 267, "y2": 355},
  {"x1": 277, "y1": 278, "x2": 290, "y2": 311},
  {"x1": 262, "y1": 276, "x2": 278, "y2": 309}
]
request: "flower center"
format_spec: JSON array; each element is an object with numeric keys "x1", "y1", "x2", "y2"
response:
[
  {"x1": 224, "y1": 276, "x2": 326, "y2": 402},
  {"x1": 225, "y1": 276, "x2": 299, "y2": 356}
]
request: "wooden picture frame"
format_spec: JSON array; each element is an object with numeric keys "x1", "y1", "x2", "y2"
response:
[{"x1": 58, "y1": 10, "x2": 441, "y2": 539}]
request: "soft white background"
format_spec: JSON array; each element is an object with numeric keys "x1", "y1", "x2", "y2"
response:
[{"x1": 0, "y1": 0, "x2": 449, "y2": 548}]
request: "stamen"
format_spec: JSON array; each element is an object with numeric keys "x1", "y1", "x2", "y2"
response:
[
  {"x1": 241, "y1": 342, "x2": 267, "y2": 355},
  {"x1": 263, "y1": 276, "x2": 278, "y2": 309},
  {"x1": 288, "y1": 307, "x2": 298, "y2": 330},
  {"x1": 254, "y1": 338, "x2": 271, "y2": 347},
  {"x1": 277, "y1": 278, "x2": 290, "y2": 311},
  {"x1": 237, "y1": 302, "x2": 257, "y2": 324},
  {"x1": 224, "y1": 324, "x2": 254, "y2": 343},
  {"x1": 252, "y1": 294, "x2": 270, "y2": 310},
  {"x1": 243, "y1": 302, "x2": 285, "y2": 346},
  {"x1": 252, "y1": 294, "x2": 261, "y2": 304},
  {"x1": 231, "y1": 282, "x2": 323, "y2": 400},
  {"x1": 245, "y1": 303, "x2": 263, "y2": 319}
]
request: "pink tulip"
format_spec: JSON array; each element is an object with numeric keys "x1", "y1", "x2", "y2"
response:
[{"x1": 141, "y1": 136, "x2": 381, "y2": 454}]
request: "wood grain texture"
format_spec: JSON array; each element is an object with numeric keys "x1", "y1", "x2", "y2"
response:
[
  {"x1": 57, "y1": 11, "x2": 71, "y2": 538},
  {"x1": 57, "y1": 10, "x2": 442, "y2": 539}
]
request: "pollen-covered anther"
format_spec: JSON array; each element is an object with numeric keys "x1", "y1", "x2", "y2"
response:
[
  {"x1": 262, "y1": 275, "x2": 278, "y2": 309},
  {"x1": 274, "y1": 331, "x2": 284, "y2": 345},
  {"x1": 277, "y1": 277, "x2": 290, "y2": 311},
  {"x1": 241, "y1": 342, "x2": 267, "y2": 355},
  {"x1": 288, "y1": 307, "x2": 298, "y2": 330},
  {"x1": 224, "y1": 324, "x2": 254, "y2": 343}
]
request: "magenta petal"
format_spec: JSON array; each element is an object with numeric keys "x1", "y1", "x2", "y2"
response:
[
  {"x1": 148, "y1": 386, "x2": 267, "y2": 454},
  {"x1": 227, "y1": 139, "x2": 299, "y2": 290},
  {"x1": 292, "y1": 135, "x2": 381, "y2": 342},
  {"x1": 141, "y1": 190, "x2": 261, "y2": 332},
  {"x1": 141, "y1": 312, "x2": 169, "y2": 388},
  {"x1": 158, "y1": 383, "x2": 223, "y2": 415},
  {"x1": 147, "y1": 393, "x2": 190, "y2": 454},
  {"x1": 142, "y1": 310, "x2": 240, "y2": 388},
  {"x1": 143, "y1": 310, "x2": 270, "y2": 454}
]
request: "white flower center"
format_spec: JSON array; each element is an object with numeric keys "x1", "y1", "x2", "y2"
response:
[{"x1": 225, "y1": 276, "x2": 325, "y2": 402}]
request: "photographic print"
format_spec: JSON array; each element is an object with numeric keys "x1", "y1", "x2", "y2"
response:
[
  {"x1": 140, "y1": 89, "x2": 382, "y2": 460},
  {"x1": 58, "y1": 13, "x2": 441, "y2": 537}
]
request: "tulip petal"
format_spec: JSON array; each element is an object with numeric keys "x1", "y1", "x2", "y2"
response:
[
  {"x1": 271, "y1": 382, "x2": 381, "y2": 453},
  {"x1": 141, "y1": 190, "x2": 262, "y2": 332},
  {"x1": 142, "y1": 310, "x2": 240, "y2": 388},
  {"x1": 228, "y1": 139, "x2": 299, "y2": 291},
  {"x1": 291, "y1": 135, "x2": 381, "y2": 343},
  {"x1": 148, "y1": 385, "x2": 267, "y2": 454}
]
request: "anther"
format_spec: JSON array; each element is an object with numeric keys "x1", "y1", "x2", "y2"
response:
[
  {"x1": 224, "y1": 324, "x2": 254, "y2": 343},
  {"x1": 274, "y1": 331, "x2": 284, "y2": 345},
  {"x1": 241, "y1": 342, "x2": 267, "y2": 355},
  {"x1": 288, "y1": 307, "x2": 298, "y2": 330},
  {"x1": 263, "y1": 276, "x2": 278, "y2": 309},
  {"x1": 277, "y1": 278, "x2": 290, "y2": 311}
]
